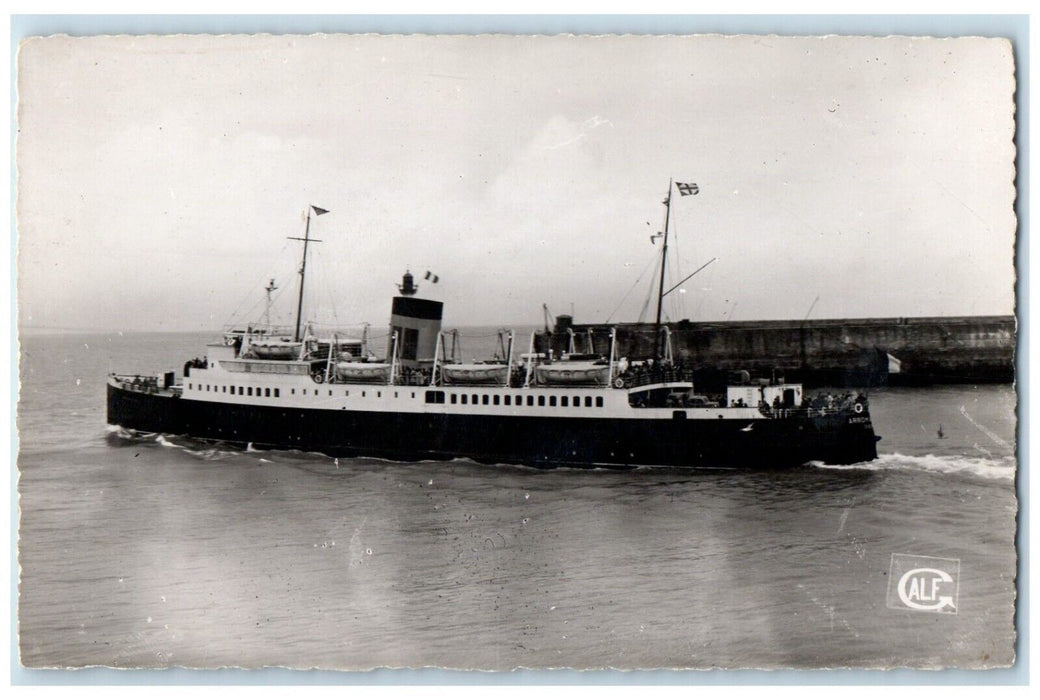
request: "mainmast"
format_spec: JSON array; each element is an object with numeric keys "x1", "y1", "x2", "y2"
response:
[
  {"x1": 288, "y1": 205, "x2": 329, "y2": 343},
  {"x1": 651, "y1": 180, "x2": 700, "y2": 358},
  {"x1": 653, "y1": 180, "x2": 673, "y2": 358}
]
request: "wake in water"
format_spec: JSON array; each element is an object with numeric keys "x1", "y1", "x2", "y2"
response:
[
  {"x1": 104, "y1": 425, "x2": 249, "y2": 462},
  {"x1": 814, "y1": 452, "x2": 1016, "y2": 481}
]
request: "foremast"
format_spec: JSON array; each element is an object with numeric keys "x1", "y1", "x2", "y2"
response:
[{"x1": 288, "y1": 205, "x2": 330, "y2": 343}]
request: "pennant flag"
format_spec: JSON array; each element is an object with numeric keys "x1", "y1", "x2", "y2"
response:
[
  {"x1": 676, "y1": 182, "x2": 699, "y2": 196},
  {"x1": 425, "y1": 271, "x2": 440, "y2": 284},
  {"x1": 311, "y1": 205, "x2": 330, "y2": 215}
]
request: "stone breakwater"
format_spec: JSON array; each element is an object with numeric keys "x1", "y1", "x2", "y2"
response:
[{"x1": 550, "y1": 315, "x2": 1015, "y2": 387}]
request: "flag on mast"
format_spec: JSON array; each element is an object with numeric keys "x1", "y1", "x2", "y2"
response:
[
  {"x1": 676, "y1": 182, "x2": 699, "y2": 196},
  {"x1": 311, "y1": 205, "x2": 330, "y2": 215}
]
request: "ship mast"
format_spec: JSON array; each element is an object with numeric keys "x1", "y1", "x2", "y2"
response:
[
  {"x1": 653, "y1": 179, "x2": 673, "y2": 358},
  {"x1": 263, "y1": 278, "x2": 278, "y2": 333},
  {"x1": 288, "y1": 205, "x2": 328, "y2": 343}
]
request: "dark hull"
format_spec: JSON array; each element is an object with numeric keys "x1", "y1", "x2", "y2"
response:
[{"x1": 107, "y1": 384, "x2": 878, "y2": 469}]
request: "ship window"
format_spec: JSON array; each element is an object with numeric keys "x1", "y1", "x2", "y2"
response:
[
  {"x1": 274, "y1": 388, "x2": 280, "y2": 398},
  {"x1": 291, "y1": 388, "x2": 295, "y2": 395},
  {"x1": 461, "y1": 395, "x2": 468, "y2": 404},
  {"x1": 574, "y1": 395, "x2": 580, "y2": 407},
  {"x1": 549, "y1": 396, "x2": 557, "y2": 407},
  {"x1": 345, "y1": 390, "x2": 349, "y2": 396},
  {"x1": 425, "y1": 390, "x2": 445, "y2": 404},
  {"x1": 472, "y1": 394, "x2": 478, "y2": 404},
  {"x1": 248, "y1": 387, "x2": 253, "y2": 396},
  {"x1": 394, "y1": 392, "x2": 398, "y2": 398},
  {"x1": 482, "y1": 395, "x2": 489, "y2": 405},
  {"x1": 222, "y1": 386, "x2": 226, "y2": 393},
  {"x1": 411, "y1": 392, "x2": 415, "y2": 399},
  {"x1": 528, "y1": 396, "x2": 535, "y2": 406},
  {"x1": 451, "y1": 394, "x2": 457, "y2": 404},
  {"x1": 362, "y1": 391, "x2": 366, "y2": 397},
  {"x1": 517, "y1": 395, "x2": 523, "y2": 405},
  {"x1": 188, "y1": 383, "x2": 193, "y2": 390},
  {"x1": 561, "y1": 396, "x2": 568, "y2": 407},
  {"x1": 266, "y1": 388, "x2": 271, "y2": 397},
  {"x1": 256, "y1": 387, "x2": 261, "y2": 396},
  {"x1": 328, "y1": 390, "x2": 332, "y2": 396},
  {"x1": 585, "y1": 396, "x2": 592, "y2": 407},
  {"x1": 537, "y1": 396, "x2": 545, "y2": 407},
  {"x1": 504, "y1": 396, "x2": 511, "y2": 406},
  {"x1": 377, "y1": 391, "x2": 382, "y2": 398},
  {"x1": 596, "y1": 397, "x2": 604, "y2": 407},
  {"x1": 302, "y1": 389, "x2": 306, "y2": 395}
]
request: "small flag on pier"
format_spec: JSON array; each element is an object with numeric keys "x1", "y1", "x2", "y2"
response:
[
  {"x1": 425, "y1": 271, "x2": 440, "y2": 284},
  {"x1": 887, "y1": 353, "x2": 902, "y2": 374},
  {"x1": 676, "y1": 182, "x2": 699, "y2": 196},
  {"x1": 311, "y1": 206, "x2": 330, "y2": 215}
]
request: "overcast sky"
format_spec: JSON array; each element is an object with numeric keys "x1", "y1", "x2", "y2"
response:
[{"x1": 16, "y1": 33, "x2": 1016, "y2": 332}]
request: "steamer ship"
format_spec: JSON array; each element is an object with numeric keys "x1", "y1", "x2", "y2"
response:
[{"x1": 107, "y1": 184, "x2": 880, "y2": 469}]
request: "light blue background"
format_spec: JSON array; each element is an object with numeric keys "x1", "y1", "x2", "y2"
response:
[{"x1": 9, "y1": 13, "x2": 1029, "y2": 686}]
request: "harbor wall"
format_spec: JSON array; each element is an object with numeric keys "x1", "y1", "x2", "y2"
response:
[{"x1": 558, "y1": 315, "x2": 1016, "y2": 387}]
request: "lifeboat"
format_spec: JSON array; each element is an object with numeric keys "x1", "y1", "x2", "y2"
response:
[
  {"x1": 334, "y1": 362, "x2": 392, "y2": 383},
  {"x1": 248, "y1": 340, "x2": 302, "y2": 360},
  {"x1": 440, "y1": 363, "x2": 509, "y2": 386},
  {"x1": 534, "y1": 362, "x2": 610, "y2": 386}
]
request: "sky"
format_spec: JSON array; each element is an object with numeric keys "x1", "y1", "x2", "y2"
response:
[{"x1": 16, "y1": 33, "x2": 1017, "y2": 332}]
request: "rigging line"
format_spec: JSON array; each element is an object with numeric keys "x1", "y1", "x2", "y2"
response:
[
  {"x1": 693, "y1": 262, "x2": 715, "y2": 321},
  {"x1": 637, "y1": 262, "x2": 660, "y2": 324},
  {"x1": 222, "y1": 256, "x2": 299, "y2": 330},
  {"x1": 669, "y1": 222, "x2": 686, "y2": 321},
  {"x1": 314, "y1": 251, "x2": 341, "y2": 329},
  {"x1": 456, "y1": 331, "x2": 504, "y2": 338},
  {"x1": 221, "y1": 239, "x2": 296, "y2": 328},
  {"x1": 637, "y1": 251, "x2": 662, "y2": 325},
  {"x1": 247, "y1": 281, "x2": 294, "y2": 329},
  {"x1": 605, "y1": 251, "x2": 658, "y2": 322}
]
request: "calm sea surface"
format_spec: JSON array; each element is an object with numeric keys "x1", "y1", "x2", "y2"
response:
[{"x1": 17, "y1": 331, "x2": 1018, "y2": 670}]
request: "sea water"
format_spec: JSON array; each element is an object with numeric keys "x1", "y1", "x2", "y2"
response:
[{"x1": 16, "y1": 331, "x2": 1018, "y2": 669}]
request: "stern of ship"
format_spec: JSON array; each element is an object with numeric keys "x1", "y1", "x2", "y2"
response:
[{"x1": 106, "y1": 375, "x2": 185, "y2": 434}]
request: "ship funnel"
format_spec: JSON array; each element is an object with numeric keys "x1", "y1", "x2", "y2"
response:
[{"x1": 387, "y1": 273, "x2": 443, "y2": 368}]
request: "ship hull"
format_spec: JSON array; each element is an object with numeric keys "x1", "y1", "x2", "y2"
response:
[{"x1": 107, "y1": 383, "x2": 878, "y2": 469}]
